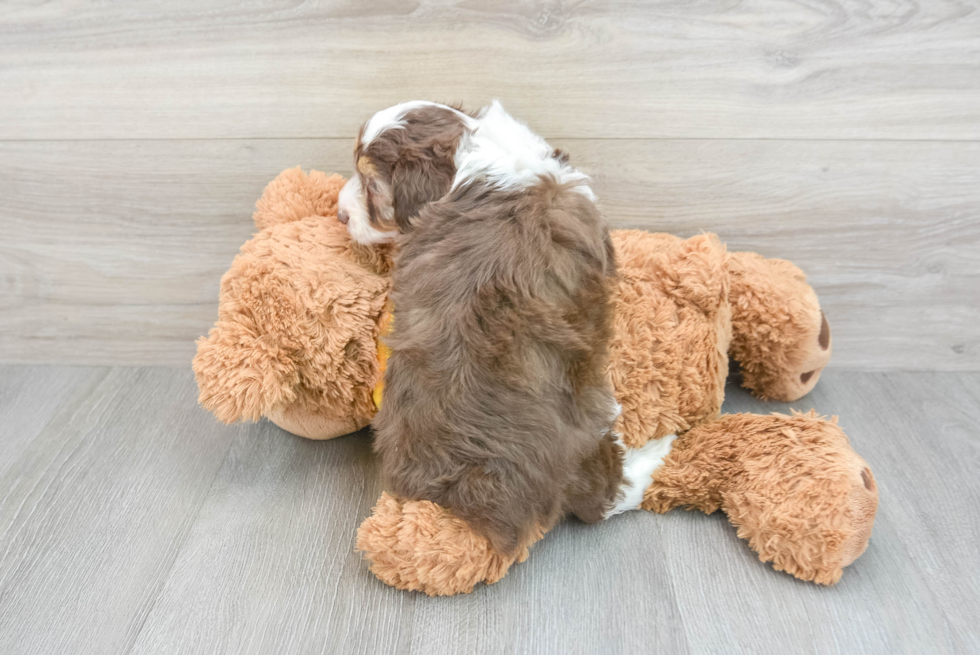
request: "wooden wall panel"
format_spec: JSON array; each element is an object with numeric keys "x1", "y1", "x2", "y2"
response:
[
  {"x1": 1, "y1": 1, "x2": 978, "y2": 140},
  {"x1": 2, "y1": 138, "x2": 976, "y2": 369}
]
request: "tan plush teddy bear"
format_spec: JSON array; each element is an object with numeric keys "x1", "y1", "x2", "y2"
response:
[{"x1": 194, "y1": 168, "x2": 878, "y2": 596}]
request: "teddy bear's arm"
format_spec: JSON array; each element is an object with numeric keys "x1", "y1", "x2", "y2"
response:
[
  {"x1": 726, "y1": 251, "x2": 832, "y2": 401},
  {"x1": 642, "y1": 411, "x2": 877, "y2": 585},
  {"x1": 195, "y1": 167, "x2": 393, "y2": 438},
  {"x1": 194, "y1": 319, "x2": 300, "y2": 424}
]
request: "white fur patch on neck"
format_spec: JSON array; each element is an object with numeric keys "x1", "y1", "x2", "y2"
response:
[
  {"x1": 453, "y1": 100, "x2": 594, "y2": 199},
  {"x1": 606, "y1": 434, "x2": 677, "y2": 518}
]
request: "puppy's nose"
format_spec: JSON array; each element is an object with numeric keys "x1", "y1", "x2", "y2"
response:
[{"x1": 337, "y1": 209, "x2": 349, "y2": 225}]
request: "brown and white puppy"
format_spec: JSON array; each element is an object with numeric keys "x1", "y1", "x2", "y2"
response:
[{"x1": 339, "y1": 101, "x2": 671, "y2": 555}]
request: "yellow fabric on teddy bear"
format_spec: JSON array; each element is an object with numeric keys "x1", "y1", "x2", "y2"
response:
[{"x1": 373, "y1": 303, "x2": 393, "y2": 409}]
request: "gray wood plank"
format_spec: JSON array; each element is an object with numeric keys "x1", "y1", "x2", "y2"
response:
[
  {"x1": 2, "y1": 139, "x2": 977, "y2": 369},
  {"x1": 395, "y1": 515, "x2": 689, "y2": 654},
  {"x1": 128, "y1": 424, "x2": 420, "y2": 655},
  {"x1": 129, "y1": 422, "x2": 688, "y2": 655},
  {"x1": 1, "y1": 1, "x2": 978, "y2": 140},
  {"x1": 0, "y1": 367, "x2": 241, "y2": 655},
  {"x1": 126, "y1": 370, "x2": 980, "y2": 654},
  {"x1": 655, "y1": 370, "x2": 980, "y2": 655},
  {"x1": 0, "y1": 368, "x2": 977, "y2": 653},
  {"x1": 0, "y1": 366, "x2": 106, "y2": 479}
]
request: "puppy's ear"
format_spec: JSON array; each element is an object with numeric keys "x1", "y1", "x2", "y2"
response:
[
  {"x1": 602, "y1": 230, "x2": 617, "y2": 279},
  {"x1": 390, "y1": 157, "x2": 455, "y2": 229}
]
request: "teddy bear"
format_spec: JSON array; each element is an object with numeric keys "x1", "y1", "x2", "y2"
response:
[{"x1": 194, "y1": 167, "x2": 878, "y2": 596}]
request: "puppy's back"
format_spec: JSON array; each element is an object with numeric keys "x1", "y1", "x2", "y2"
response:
[{"x1": 374, "y1": 177, "x2": 620, "y2": 555}]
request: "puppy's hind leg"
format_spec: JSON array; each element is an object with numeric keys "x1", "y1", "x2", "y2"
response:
[
  {"x1": 567, "y1": 399, "x2": 677, "y2": 521},
  {"x1": 604, "y1": 434, "x2": 677, "y2": 518},
  {"x1": 564, "y1": 431, "x2": 624, "y2": 523}
]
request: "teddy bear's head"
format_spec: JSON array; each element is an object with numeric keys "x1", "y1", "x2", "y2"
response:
[{"x1": 193, "y1": 168, "x2": 393, "y2": 440}]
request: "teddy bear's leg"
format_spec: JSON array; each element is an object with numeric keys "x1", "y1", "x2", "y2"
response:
[
  {"x1": 642, "y1": 411, "x2": 877, "y2": 584},
  {"x1": 356, "y1": 493, "x2": 543, "y2": 596},
  {"x1": 726, "y1": 251, "x2": 832, "y2": 401}
]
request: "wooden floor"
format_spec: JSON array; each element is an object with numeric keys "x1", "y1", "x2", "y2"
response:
[{"x1": 0, "y1": 367, "x2": 977, "y2": 654}]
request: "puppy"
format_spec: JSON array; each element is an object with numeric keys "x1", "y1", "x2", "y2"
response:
[{"x1": 339, "y1": 101, "x2": 649, "y2": 555}]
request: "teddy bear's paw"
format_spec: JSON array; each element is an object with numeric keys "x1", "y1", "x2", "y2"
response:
[
  {"x1": 721, "y1": 414, "x2": 878, "y2": 585},
  {"x1": 356, "y1": 493, "x2": 530, "y2": 596},
  {"x1": 769, "y1": 308, "x2": 833, "y2": 402},
  {"x1": 193, "y1": 322, "x2": 299, "y2": 423},
  {"x1": 728, "y1": 251, "x2": 833, "y2": 402}
]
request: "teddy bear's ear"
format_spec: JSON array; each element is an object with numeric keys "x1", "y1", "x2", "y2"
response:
[
  {"x1": 253, "y1": 167, "x2": 347, "y2": 231},
  {"x1": 193, "y1": 320, "x2": 299, "y2": 424}
]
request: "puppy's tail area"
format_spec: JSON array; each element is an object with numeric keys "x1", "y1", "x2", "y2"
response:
[{"x1": 193, "y1": 320, "x2": 299, "y2": 424}]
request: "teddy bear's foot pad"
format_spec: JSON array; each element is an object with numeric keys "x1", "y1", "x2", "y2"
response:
[{"x1": 356, "y1": 493, "x2": 536, "y2": 596}]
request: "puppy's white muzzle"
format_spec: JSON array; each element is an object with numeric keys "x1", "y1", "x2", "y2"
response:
[{"x1": 337, "y1": 176, "x2": 395, "y2": 245}]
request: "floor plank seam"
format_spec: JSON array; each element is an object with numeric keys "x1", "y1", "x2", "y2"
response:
[
  {"x1": 120, "y1": 420, "x2": 242, "y2": 655},
  {"x1": 655, "y1": 517, "x2": 696, "y2": 655}
]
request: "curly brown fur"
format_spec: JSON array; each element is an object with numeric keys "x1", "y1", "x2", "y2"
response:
[{"x1": 374, "y1": 175, "x2": 622, "y2": 556}]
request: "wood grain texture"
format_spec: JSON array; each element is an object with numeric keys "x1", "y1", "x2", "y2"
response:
[
  {"x1": 0, "y1": 365, "x2": 100, "y2": 478},
  {"x1": 129, "y1": 425, "x2": 688, "y2": 654},
  {"x1": 1, "y1": 138, "x2": 977, "y2": 369},
  {"x1": 1, "y1": 1, "x2": 979, "y2": 140},
  {"x1": 676, "y1": 369, "x2": 980, "y2": 655},
  {"x1": 0, "y1": 367, "x2": 242, "y2": 655},
  {"x1": 1, "y1": 367, "x2": 978, "y2": 653}
]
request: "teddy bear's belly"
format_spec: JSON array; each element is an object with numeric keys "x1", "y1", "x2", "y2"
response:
[{"x1": 608, "y1": 231, "x2": 732, "y2": 448}]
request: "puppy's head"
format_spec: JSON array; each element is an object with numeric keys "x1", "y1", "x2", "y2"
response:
[{"x1": 338, "y1": 101, "x2": 470, "y2": 244}]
